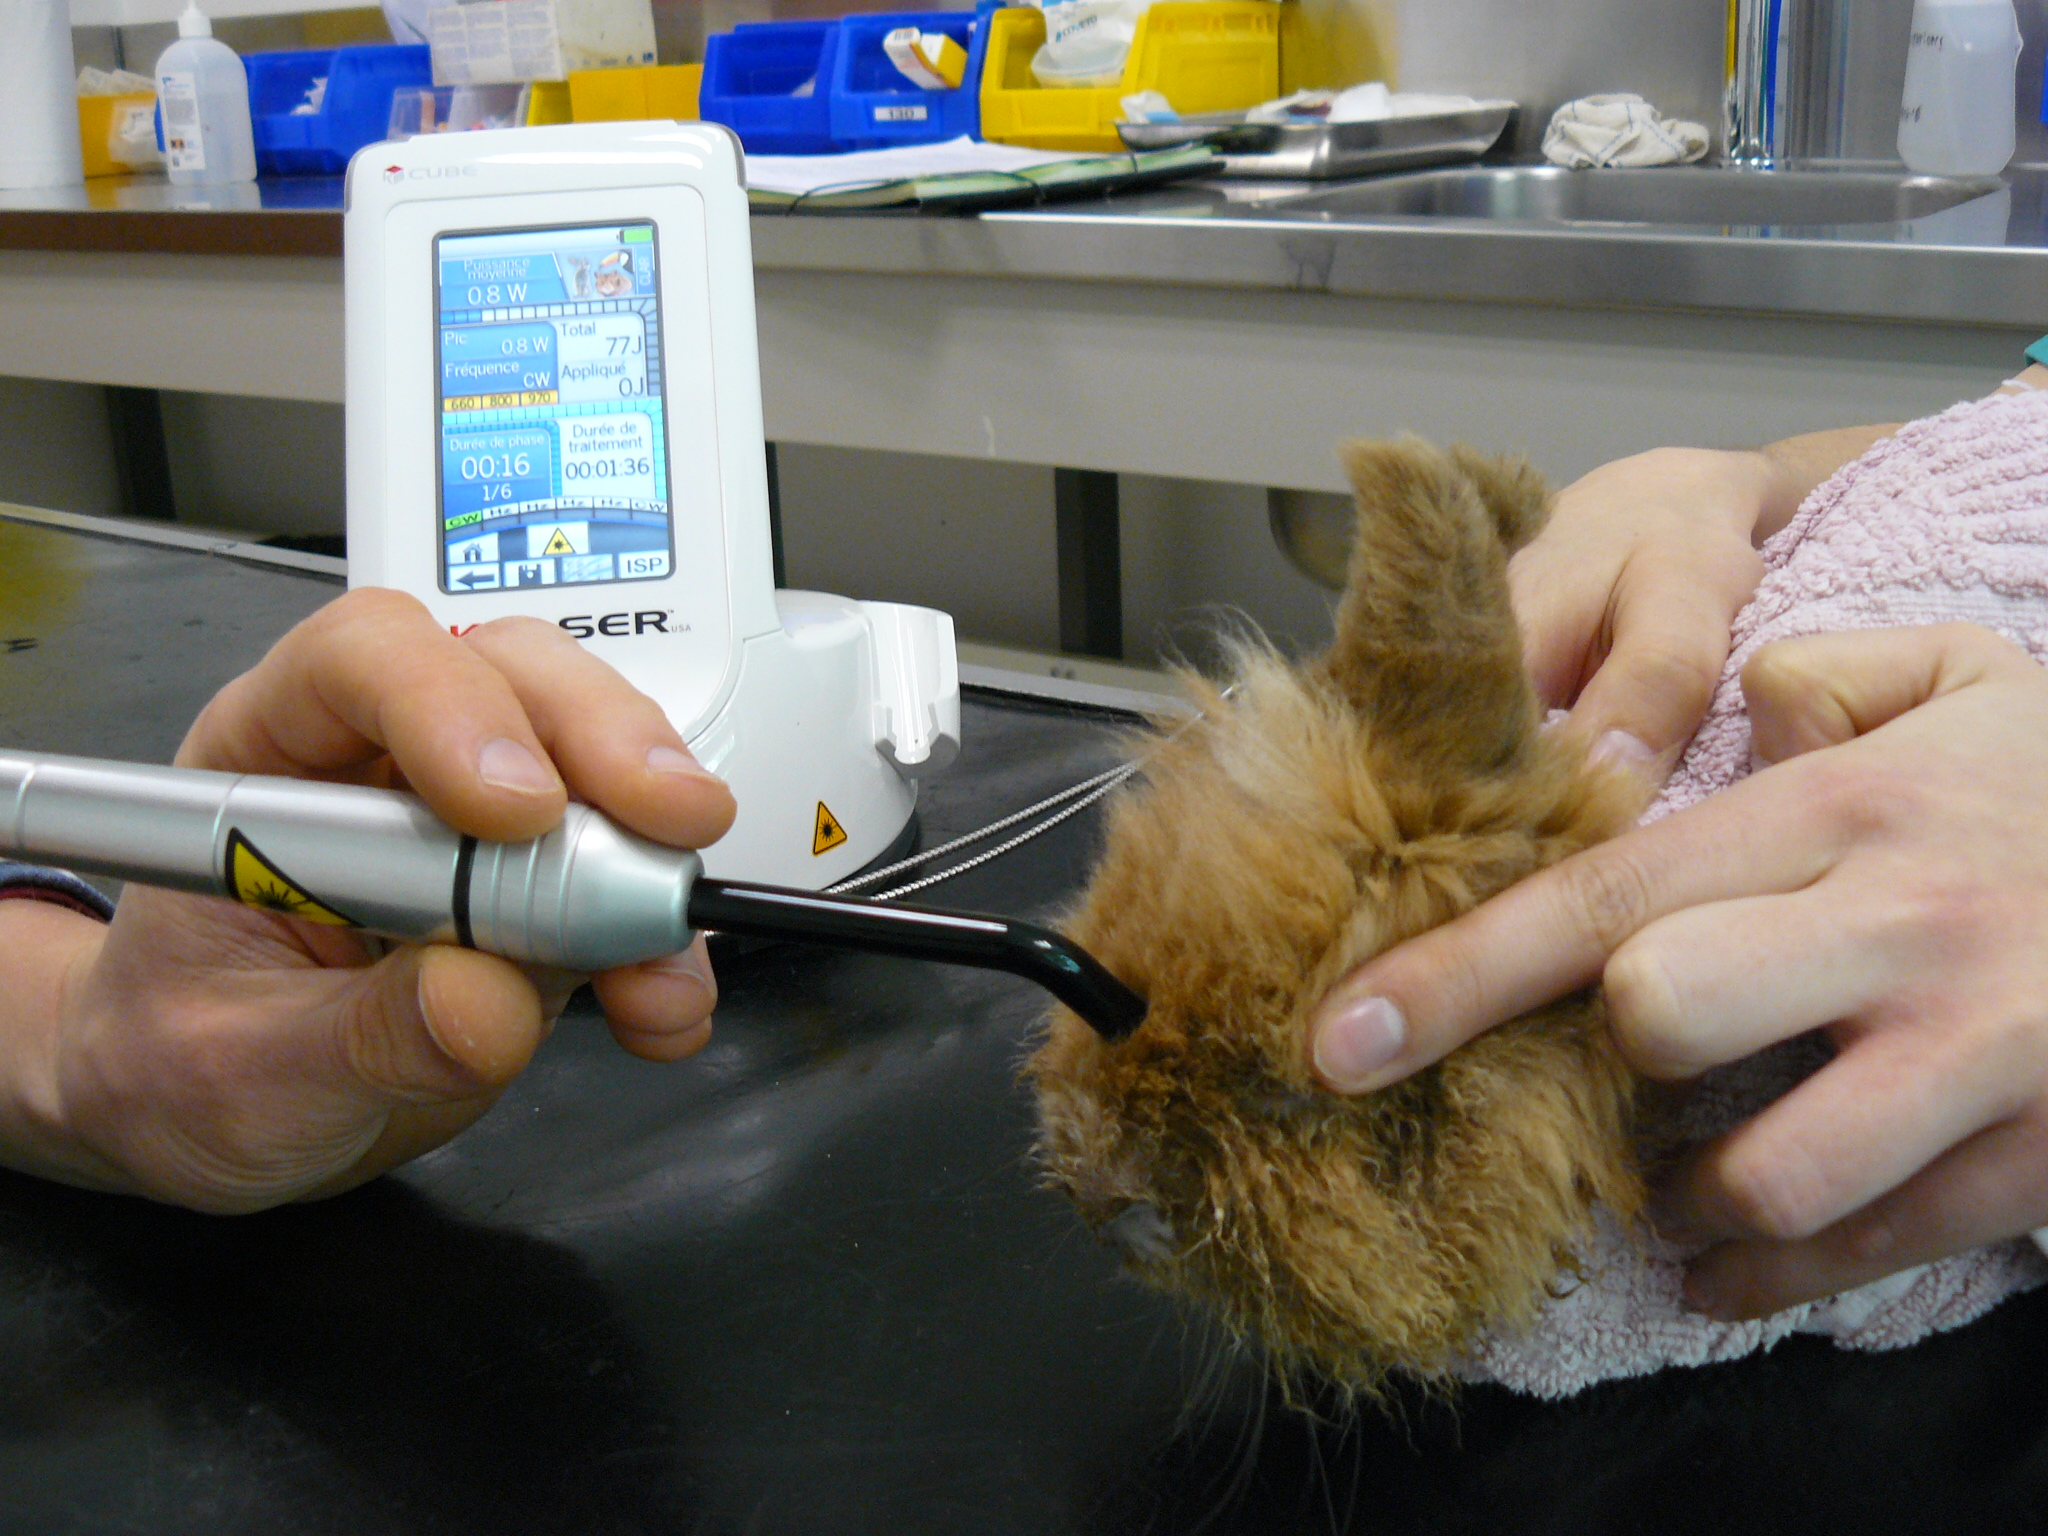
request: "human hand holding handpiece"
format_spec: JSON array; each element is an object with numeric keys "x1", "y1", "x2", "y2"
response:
[
  {"x1": 0, "y1": 590, "x2": 735, "y2": 1214},
  {"x1": 1311, "y1": 402, "x2": 2048, "y2": 1321}
]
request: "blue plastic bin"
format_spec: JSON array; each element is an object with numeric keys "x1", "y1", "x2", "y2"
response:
[
  {"x1": 827, "y1": 9, "x2": 990, "y2": 150},
  {"x1": 699, "y1": 21, "x2": 842, "y2": 155},
  {"x1": 246, "y1": 44, "x2": 432, "y2": 176}
]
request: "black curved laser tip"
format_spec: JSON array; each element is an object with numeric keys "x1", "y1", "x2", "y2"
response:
[{"x1": 686, "y1": 879, "x2": 1149, "y2": 1041}]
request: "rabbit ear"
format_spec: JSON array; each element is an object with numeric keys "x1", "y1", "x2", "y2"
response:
[
  {"x1": 1445, "y1": 445, "x2": 1551, "y2": 556},
  {"x1": 1319, "y1": 438, "x2": 1550, "y2": 776}
]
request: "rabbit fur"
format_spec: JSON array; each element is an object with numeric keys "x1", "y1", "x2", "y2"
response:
[{"x1": 1028, "y1": 437, "x2": 1652, "y2": 1393}]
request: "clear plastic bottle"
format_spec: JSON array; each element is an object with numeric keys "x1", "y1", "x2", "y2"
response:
[
  {"x1": 154, "y1": 1, "x2": 257, "y2": 186},
  {"x1": 1897, "y1": 0, "x2": 2022, "y2": 177}
]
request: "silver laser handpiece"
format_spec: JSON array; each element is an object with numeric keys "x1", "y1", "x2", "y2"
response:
[
  {"x1": 0, "y1": 749, "x2": 1150, "y2": 1038},
  {"x1": 0, "y1": 750, "x2": 697, "y2": 971}
]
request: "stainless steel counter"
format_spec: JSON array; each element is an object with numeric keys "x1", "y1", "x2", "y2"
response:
[
  {"x1": 0, "y1": 168, "x2": 2041, "y2": 492},
  {"x1": 750, "y1": 167, "x2": 2048, "y2": 329},
  {"x1": 6, "y1": 166, "x2": 2045, "y2": 324}
]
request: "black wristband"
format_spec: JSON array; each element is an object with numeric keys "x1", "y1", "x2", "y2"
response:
[{"x1": 0, "y1": 863, "x2": 115, "y2": 922}]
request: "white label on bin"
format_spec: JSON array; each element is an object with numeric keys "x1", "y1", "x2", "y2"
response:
[
  {"x1": 875, "y1": 104, "x2": 930, "y2": 122},
  {"x1": 159, "y1": 72, "x2": 204, "y2": 172}
]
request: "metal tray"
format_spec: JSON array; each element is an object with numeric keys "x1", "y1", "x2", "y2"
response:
[{"x1": 1116, "y1": 100, "x2": 1517, "y2": 180}]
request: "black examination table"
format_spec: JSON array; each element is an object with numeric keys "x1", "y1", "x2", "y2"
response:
[{"x1": 2, "y1": 510, "x2": 2046, "y2": 1535}]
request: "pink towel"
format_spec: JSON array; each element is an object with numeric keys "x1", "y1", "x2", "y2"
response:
[{"x1": 1457, "y1": 388, "x2": 2048, "y2": 1398}]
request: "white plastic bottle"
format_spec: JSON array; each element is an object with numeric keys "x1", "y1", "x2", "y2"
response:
[
  {"x1": 154, "y1": 1, "x2": 257, "y2": 185},
  {"x1": 1897, "y1": 0, "x2": 2022, "y2": 177}
]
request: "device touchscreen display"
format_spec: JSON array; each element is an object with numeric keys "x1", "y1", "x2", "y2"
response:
[{"x1": 435, "y1": 222, "x2": 673, "y2": 594}]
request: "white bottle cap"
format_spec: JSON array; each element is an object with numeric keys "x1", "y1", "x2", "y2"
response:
[{"x1": 178, "y1": 2, "x2": 213, "y2": 37}]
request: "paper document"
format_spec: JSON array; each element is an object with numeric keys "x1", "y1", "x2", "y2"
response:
[{"x1": 742, "y1": 136, "x2": 1085, "y2": 197}]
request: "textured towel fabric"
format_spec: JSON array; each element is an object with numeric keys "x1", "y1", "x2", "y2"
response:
[
  {"x1": 1456, "y1": 388, "x2": 2048, "y2": 1399},
  {"x1": 1541, "y1": 93, "x2": 1709, "y2": 168}
]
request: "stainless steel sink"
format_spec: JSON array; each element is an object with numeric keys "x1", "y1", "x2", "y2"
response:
[{"x1": 1257, "y1": 166, "x2": 2009, "y2": 229}]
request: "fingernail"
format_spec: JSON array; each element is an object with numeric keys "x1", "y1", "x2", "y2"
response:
[
  {"x1": 646, "y1": 743, "x2": 725, "y2": 783},
  {"x1": 1588, "y1": 729, "x2": 1657, "y2": 774},
  {"x1": 1313, "y1": 995, "x2": 1406, "y2": 1091},
  {"x1": 648, "y1": 943, "x2": 713, "y2": 988},
  {"x1": 1647, "y1": 1191, "x2": 1706, "y2": 1250},
  {"x1": 1681, "y1": 1271, "x2": 1732, "y2": 1320},
  {"x1": 478, "y1": 736, "x2": 560, "y2": 795}
]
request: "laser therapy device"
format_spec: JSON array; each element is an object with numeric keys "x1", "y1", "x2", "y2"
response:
[
  {"x1": 344, "y1": 121, "x2": 959, "y2": 888},
  {"x1": 0, "y1": 124, "x2": 1151, "y2": 1039},
  {"x1": 0, "y1": 750, "x2": 1146, "y2": 1040}
]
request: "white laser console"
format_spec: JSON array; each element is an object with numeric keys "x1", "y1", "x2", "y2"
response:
[{"x1": 344, "y1": 121, "x2": 958, "y2": 888}]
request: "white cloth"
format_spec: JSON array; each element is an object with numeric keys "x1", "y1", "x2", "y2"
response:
[{"x1": 1541, "y1": 93, "x2": 1709, "y2": 168}]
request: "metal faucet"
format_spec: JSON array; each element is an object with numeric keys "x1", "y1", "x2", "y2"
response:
[{"x1": 1726, "y1": 0, "x2": 1781, "y2": 166}]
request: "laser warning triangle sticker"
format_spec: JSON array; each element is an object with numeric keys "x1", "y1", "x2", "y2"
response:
[
  {"x1": 225, "y1": 829, "x2": 358, "y2": 926},
  {"x1": 540, "y1": 527, "x2": 576, "y2": 556},
  {"x1": 812, "y1": 801, "x2": 849, "y2": 856}
]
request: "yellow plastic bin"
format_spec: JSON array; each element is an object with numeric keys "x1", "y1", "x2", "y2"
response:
[
  {"x1": 77, "y1": 92, "x2": 158, "y2": 178},
  {"x1": 979, "y1": 2, "x2": 1278, "y2": 152},
  {"x1": 568, "y1": 63, "x2": 702, "y2": 123},
  {"x1": 526, "y1": 79, "x2": 572, "y2": 124}
]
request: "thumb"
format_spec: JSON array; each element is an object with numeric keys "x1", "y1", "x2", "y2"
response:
[
  {"x1": 1741, "y1": 625, "x2": 1992, "y2": 764},
  {"x1": 1563, "y1": 560, "x2": 1752, "y2": 779},
  {"x1": 329, "y1": 944, "x2": 547, "y2": 1106}
]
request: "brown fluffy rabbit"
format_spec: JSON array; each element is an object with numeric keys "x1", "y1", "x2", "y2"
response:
[{"x1": 1028, "y1": 438, "x2": 1652, "y2": 1393}]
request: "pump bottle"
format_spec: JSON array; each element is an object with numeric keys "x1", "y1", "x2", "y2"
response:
[
  {"x1": 154, "y1": 1, "x2": 257, "y2": 185},
  {"x1": 1897, "y1": 0, "x2": 2023, "y2": 177}
]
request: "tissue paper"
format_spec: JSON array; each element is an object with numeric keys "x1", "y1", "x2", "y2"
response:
[{"x1": 0, "y1": 0, "x2": 85, "y2": 190}]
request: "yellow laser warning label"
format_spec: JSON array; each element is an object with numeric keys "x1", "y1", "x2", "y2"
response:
[
  {"x1": 225, "y1": 829, "x2": 358, "y2": 926},
  {"x1": 541, "y1": 527, "x2": 576, "y2": 556},
  {"x1": 812, "y1": 802, "x2": 848, "y2": 856}
]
